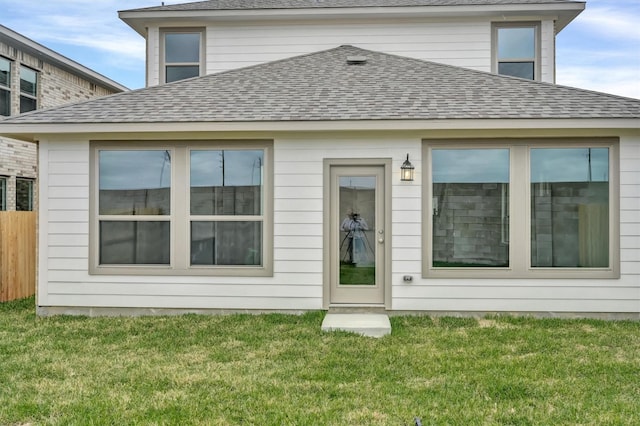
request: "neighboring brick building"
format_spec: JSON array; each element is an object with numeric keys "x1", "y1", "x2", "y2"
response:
[{"x1": 0, "y1": 24, "x2": 127, "y2": 211}]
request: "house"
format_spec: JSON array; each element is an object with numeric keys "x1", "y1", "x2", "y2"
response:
[
  {"x1": 0, "y1": 0, "x2": 638, "y2": 319},
  {"x1": 0, "y1": 24, "x2": 127, "y2": 211}
]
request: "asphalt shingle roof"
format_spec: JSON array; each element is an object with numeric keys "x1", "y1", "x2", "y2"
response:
[
  {"x1": 2, "y1": 45, "x2": 638, "y2": 125},
  {"x1": 125, "y1": 0, "x2": 582, "y2": 12}
]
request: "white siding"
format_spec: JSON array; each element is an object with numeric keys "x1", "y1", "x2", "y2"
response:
[
  {"x1": 540, "y1": 20, "x2": 555, "y2": 83},
  {"x1": 40, "y1": 134, "x2": 639, "y2": 314},
  {"x1": 147, "y1": 26, "x2": 160, "y2": 88},
  {"x1": 205, "y1": 20, "x2": 491, "y2": 75},
  {"x1": 145, "y1": 18, "x2": 495, "y2": 87},
  {"x1": 144, "y1": 16, "x2": 563, "y2": 88},
  {"x1": 394, "y1": 135, "x2": 640, "y2": 313}
]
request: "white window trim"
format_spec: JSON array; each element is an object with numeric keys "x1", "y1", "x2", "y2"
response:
[
  {"x1": 422, "y1": 138, "x2": 620, "y2": 279},
  {"x1": 89, "y1": 140, "x2": 273, "y2": 276},
  {"x1": 159, "y1": 28, "x2": 205, "y2": 84},
  {"x1": 492, "y1": 22, "x2": 541, "y2": 81}
]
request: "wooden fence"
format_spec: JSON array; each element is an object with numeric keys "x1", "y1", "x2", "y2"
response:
[{"x1": 0, "y1": 211, "x2": 36, "y2": 302}]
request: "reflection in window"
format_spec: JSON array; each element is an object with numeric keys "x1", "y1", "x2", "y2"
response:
[
  {"x1": 496, "y1": 26, "x2": 536, "y2": 80},
  {"x1": 432, "y1": 149, "x2": 510, "y2": 267},
  {"x1": 98, "y1": 150, "x2": 171, "y2": 266},
  {"x1": 19, "y1": 66, "x2": 38, "y2": 113},
  {"x1": 16, "y1": 178, "x2": 34, "y2": 211},
  {"x1": 164, "y1": 32, "x2": 201, "y2": 83},
  {"x1": 0, "y1": 57, "x2": 10, "y2": 116},
  {"x1": 339, "y1": 176, "x2": 376, "y2": 285},
  {"x1": 0, "y1": 176, "x2": 6, "y2": 210},
  {"x1": 190, "y1": 149, "x2": 265, "y2": 267},
  {"x1": 531, "y1": 148, "x2": 609, "y2": 268},
  {"x1": 191, "y1": 221, "x2": 262, "y2": 266},
  {"x1": 100, "y1": 221, "x2": 170, "y2": 265},
  {"x1": 99, "y1": 150, "x2": 171, "y2": 215},
  {"x1": 190, "y1": 150, "x2": 263, "y2": 215}
]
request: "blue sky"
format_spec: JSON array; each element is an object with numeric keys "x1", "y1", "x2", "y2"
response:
[{"x1": 1, "y1": 0, "x2": 638, "y2": 98}]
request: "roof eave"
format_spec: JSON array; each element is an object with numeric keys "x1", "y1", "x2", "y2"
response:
[
  {"x1": 2, "y1": 117, "x2": 637, "y2": 142},
  {"x1": 119, "y1": 3, "x2": 585, "y2": 36}
]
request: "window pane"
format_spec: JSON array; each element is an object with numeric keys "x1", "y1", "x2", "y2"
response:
[
  {"x1": 498, "y1": 27, "x2": 535, "y2": 59},
  {"x1": 191, "y1": 221, "x2": 262, "y2": 266},
  {"x1": 166, "y1": 66, "x2": 200, "y2": 83},
  {"x1": 20, "y1": 67, "x2": 37, "y2": 96},
  {"x1": 531, "y1": 148, "x2": 609, "y2": 268},
  {"x1": 16, "y1": 178, "x2": 34, "y2": 211},
  {"x1": 0, "y1": 177, "x2": 6, "y2": 210},
  {"x1": 498, "y1": 62, "x2": 534, "y2": 80},
  {"x1": 0, "y1": 57, "x2": 10, "y2": 87},
  {"x1": 0, "y1": 89, "x2": 9, "y2": 116},
  {"x1": 100, "y1": 221, "x2": 170, "y2": 265},
  {"x1": 432, "y1": 149, "x2": 510, "y2": 267},
  {"x1": 191, "y1": 150, "x2": 263, "y2": 215},
  {"x1": 20, "y1": 96, "x2": 37, "y2": 113},
  {"x1": 99, "y1": 150, "x2": 171, "y2": 215},
  {"x1": 165, "y1": 33, "x2": 200, "y2": 63}
]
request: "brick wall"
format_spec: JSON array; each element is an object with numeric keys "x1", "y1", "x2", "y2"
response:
[
  {"x1": 0, "y1": 138, "x2": 37, "y2": 210},
  {"x1": 0, "y1": 39, "x2": 122, "y2": 211}
]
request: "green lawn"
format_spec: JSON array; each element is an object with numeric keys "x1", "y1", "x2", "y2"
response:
[{"x1": 1, "y1": 297, "x2": 639, "y2": 425}]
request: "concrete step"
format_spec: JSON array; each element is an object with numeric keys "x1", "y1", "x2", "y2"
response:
[{"x1": 321, "y1": 313, "x2": 391, "y2": 338}]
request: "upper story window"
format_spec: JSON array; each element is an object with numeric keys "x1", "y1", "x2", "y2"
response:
[
  {"x1": 19, "y1": 66, "x2": 38, "y2": 113},
  {"x1": 493, "y1": 23, "x2": 539, "y2": 80},
  {"x1": 0, "y1": 57, "x2": 11, "y2": 116},
  {"x1": 162, "y1": 29, "x2": 203, "y2": 83}
]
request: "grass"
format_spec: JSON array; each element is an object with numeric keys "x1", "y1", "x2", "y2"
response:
[
  {"x1": 340, "y1": 263, "x2": 375, "y2": 285},
  {"x1": 1, "y1": 297, "x2": 639, "y2": 425}
]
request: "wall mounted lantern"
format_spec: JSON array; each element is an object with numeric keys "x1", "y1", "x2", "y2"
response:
[{"x1": 400, "y1": 154, "x2": 415, "y2": 181}]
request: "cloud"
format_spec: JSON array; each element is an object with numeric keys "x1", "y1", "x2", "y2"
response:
[
  {"x1": 576, "y1": 2, "x2": 640, "y2": 42},
  {"x1": 557, "y1": 65, "x2": 640, "y2": 100}
]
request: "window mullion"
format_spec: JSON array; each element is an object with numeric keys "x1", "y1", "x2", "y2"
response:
[
  {"x1": 173, "y1": 146, "x2": 187, "y2": 270},
  {"x1": 510, "y1": 145, "x2": 529, "y2": 275}
]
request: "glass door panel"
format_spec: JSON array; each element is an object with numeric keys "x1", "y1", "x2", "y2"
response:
[{"x1": 339, "y1": 176, "x2": 376, "y2": 285}]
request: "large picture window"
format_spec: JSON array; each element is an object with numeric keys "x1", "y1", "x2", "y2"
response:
[
  {"x1": 423, "y1": 139, "x2": 619, "y2": 279},
  {"x1": 91, "y1": 141, "x2": 273, "y2": 276},
  {"x1": 432, "y1": 149, "x2": 509, "y2": 268},
  {"x1": 190, "y1": 149, "x2": 264, "y2": 266},
  {"x1": 98, "y1": 150, "x2": 171, "y2": 265},
  {"x1": 531, "y1": 148, "x2": 609, "y2": 268}
]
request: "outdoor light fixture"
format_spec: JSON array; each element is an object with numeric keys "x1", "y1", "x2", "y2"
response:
[{"x1": 400, "y1": 154, "x2": 415, "y2": 181}]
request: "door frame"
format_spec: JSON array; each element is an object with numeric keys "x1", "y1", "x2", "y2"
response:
[{"x1": 323, "y1": 158, "x2": 392, "y2": 309}]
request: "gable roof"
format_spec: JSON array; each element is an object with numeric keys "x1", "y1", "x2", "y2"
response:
[
  {"x1": 1, "y1": 45, "x2": 638, "y2": 128},
  {"x1": 125, "y1": 0, "x2": 582, "y2": 12},
  {"x1": 0, "y1": 25, "x2": 128, "y2": 93}
]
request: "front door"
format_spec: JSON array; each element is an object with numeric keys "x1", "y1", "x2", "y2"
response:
[{"x1": 329, "y1": 165, "x2": 386, "y2": 305}]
